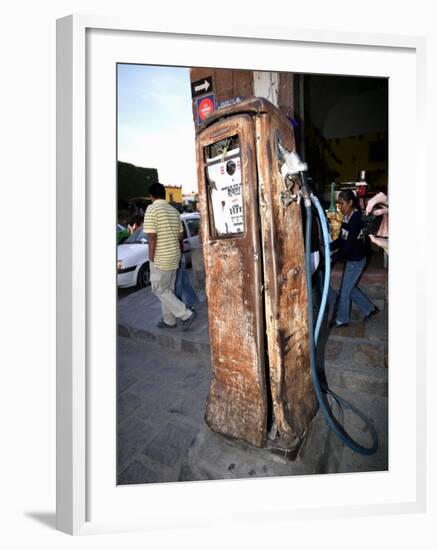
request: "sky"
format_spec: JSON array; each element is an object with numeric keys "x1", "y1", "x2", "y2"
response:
[{"x1": 117, "y1": 64, "x2": 197, "y2": 193}]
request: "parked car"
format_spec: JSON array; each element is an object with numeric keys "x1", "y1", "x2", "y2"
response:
[
  {"x1": 117, "y1": 212, "x2": 201, "y2": 289},
  {"x1": 116, "y1": 223, "x2": 130, "y2": 245}
]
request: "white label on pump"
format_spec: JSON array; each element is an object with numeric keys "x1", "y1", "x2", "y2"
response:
[{"x1": 207, "y1": 147, "x2": 244, "y2": 235}]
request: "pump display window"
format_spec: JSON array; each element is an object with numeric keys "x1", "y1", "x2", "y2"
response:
[{"x1": 205, "y1": 135, "x2": 244, "y2": 237}]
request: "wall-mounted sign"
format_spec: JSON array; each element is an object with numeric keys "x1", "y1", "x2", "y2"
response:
[
  {"x1": 191, "y1": 77, "x2": 213, "y2": 98},
  {"x1": 196, "y1": 94, "x2": 215, "y2": 125},
  {"x1": 217, "y1": 96, "x2": 245, "y2": 109}
]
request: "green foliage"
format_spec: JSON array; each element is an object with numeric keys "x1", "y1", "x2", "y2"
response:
[{"x1": 117, "y1": 161, "x2": 159, "y2": 202}]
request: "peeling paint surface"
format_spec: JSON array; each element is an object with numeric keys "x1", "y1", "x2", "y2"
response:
[
  {"x1": 256, "y1": 109, "x2": 318, "y2": 446},
  {"x1": 197, "y1": 114, "x2": 267, "y2": 447},
  {"x1": 196, "y1": 98, "x2": 317, "y2": 449}
]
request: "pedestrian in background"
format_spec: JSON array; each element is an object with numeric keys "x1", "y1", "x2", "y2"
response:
[
  {"x1": 329, "y1": 189, "x2": 378, "y2": 328},
  {"x1": 143, "y1": 183, "x2": 197, "y2": 330},
  {"x1": 175, "y1": 242, "x2": 198, "y2": 311},
  {"x1": 365, "y1": 191, "x2": 389, "y2": 253},
  {"x1": 127, "y1": 213, "x2": 144, "y2": 236}
]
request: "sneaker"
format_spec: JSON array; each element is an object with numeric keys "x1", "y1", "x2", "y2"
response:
[
  {"x1": 329, "y1": 320, "x2": 349, "y2": 329},
  {"x1": 188, "y1": 301, "x2": 198, "y2": 312},
  {"x1": 181, "y1": 309, "x2": 198, "y2": 331},
  {"x1": 363, "y1": 306, "x2": 380, "y2": 323},
  {"x1": 157, "y1": 319, "x2": 177, "y2": 329}
]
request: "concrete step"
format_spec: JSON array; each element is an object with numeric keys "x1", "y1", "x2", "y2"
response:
[
  {"x1": 118, "y1": 274, "x2": 388, "y2": 365},
  {"x1": 119, "y1": 292, "x2": 387, "y2": 361},
  {"x1": 118, "y1": 287, "x2": 210, "y2": 356},
  {"x1": 179, "y1": 420, "x2": 321, "y2": 481}
]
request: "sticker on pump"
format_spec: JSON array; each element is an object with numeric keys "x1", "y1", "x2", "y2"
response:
[{"x1": 196, "y1": 94, "x2": 215, "y2": 125}]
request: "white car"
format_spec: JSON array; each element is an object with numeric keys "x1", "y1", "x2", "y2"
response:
[{"x1": 117, "y1": 212, "x2": 201, "y2": 289}]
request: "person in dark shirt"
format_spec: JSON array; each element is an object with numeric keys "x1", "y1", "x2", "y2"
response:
[
  {"x1": 175, "y1": 240, "x2": 198, "y2": 311},
  {"x1": 329, "y1": 189, "x2": 377, "y2": 327}
]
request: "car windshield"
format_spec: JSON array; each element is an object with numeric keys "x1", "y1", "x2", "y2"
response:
[
  {"x1": 185, "y1": 218, "x2": 200, "y2": 236},
  {"x1": 123, "y1": 229, "x2": 148, "y2": 244}
]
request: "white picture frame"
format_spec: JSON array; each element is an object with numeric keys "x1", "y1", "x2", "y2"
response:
[{"x1": 56, "y1": 15, "x2": 427, "y2": 536}]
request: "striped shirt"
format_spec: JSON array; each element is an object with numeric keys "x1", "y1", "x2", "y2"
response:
[{"x1": 143, "y1": 199, "x2": 183, "y2": 270}]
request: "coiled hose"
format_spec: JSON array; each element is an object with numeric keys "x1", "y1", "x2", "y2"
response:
[{"x1": 301, "y1": 172, "x2": 378, "y2": 456}]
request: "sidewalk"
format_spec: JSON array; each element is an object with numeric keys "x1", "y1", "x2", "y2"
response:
[
  {"x1": 118, "y1": 287, "x2": 210, "y2": 355},
  {"x1": 117, "y1": 267, "x2": 388, "y2": 484},
  {"x1": 117, "y1": 336, "x2": 211, "y2": 484}
]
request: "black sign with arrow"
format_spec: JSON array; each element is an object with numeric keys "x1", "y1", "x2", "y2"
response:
[{"x1": 191, "y1": 77, "x2": 213, "y2": 98}]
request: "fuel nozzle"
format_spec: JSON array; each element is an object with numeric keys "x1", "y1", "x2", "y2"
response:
[
  {"x1": 278, "y1": 144, "x2": 311, "y2": 206},
  {"x1": 278, "y1": 143, "x2": 308, "y2": 177}
]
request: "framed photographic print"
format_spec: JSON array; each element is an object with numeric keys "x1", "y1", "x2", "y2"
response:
[{"x1": 56, "y1": 15, "x2": 427, "y2": 535}]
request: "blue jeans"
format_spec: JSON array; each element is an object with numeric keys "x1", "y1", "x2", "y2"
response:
[
  {"x1": 330, "y1": 258, "x2": 375, "y2": 324},
  {"x1": 175, "y1": 264, "x2": 198, "y2": 309}
]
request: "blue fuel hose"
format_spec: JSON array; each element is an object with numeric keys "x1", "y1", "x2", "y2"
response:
[
  {"x1": 311, "y1": 194, "x2": 331, "y2": 344},
  {"x1": 300, "y1": 173, "x2": 378, "y2": 456}
]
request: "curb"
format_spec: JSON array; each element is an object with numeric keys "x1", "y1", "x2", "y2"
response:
[{"x1": 118, "y1": 322, "x2": 211, "y2": 356}]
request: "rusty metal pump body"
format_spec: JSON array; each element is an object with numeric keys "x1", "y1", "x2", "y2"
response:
[{"x1": 196, "y1": 98, "x2": 317, "y2": 450}]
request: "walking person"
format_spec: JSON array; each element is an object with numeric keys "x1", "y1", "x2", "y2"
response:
[
  {"x1": 143, "y1": 183, "x2": 197, "y2": 330},
  {"x1": 329, "y1": 189, "x2": 378, "y2": 328},
  {"x1": 175, "y1": 244, "x2": 198, "y2": 311}
]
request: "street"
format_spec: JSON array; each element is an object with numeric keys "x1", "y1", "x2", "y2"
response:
[
  {"x1": 117, "y1": 272, "x2": 388, "y2": 484},
  {"x1": 117, "y1": 335, "x2": 211, "y2": 484}
]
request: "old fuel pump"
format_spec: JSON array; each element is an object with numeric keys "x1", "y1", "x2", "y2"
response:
[{"x1": 196, "y1": 98, "x2": 318, "y2": 451}]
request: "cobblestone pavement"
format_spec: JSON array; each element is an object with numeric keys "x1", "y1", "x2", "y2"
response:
[
  {"x1": 117, "y1": 336, "x2": 211, "y2": 484},
  {"x1": 117, "y1": 278, "x2": 388, "y2": 484}
]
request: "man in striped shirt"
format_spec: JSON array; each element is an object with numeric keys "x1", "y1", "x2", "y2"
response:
[{"x1": 143, "y1": 183, "x2": 197, "y2": 330}]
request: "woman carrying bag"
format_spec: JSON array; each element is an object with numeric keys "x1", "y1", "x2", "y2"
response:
[{"x1": 329, "y1": 189, "x2": 378, "y2": 328}]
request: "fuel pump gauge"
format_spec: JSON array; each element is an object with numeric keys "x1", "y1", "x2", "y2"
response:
[
  {"x1": 205, "y1": 135, "x2": 244, "y2": 236},
  {"x1": 226, "y1": 159, "x2": 236, "y2": 175}
]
